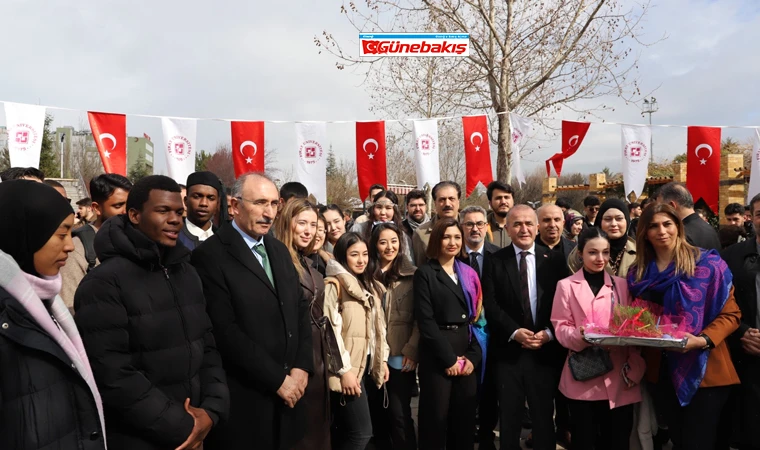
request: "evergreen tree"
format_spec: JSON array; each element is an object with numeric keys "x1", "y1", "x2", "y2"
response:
[
  {"x1": 128, "y1": 157, "x2": 152, "y2": 182},
  {"x1": 326, "y1": 145, "x2": 337, "y2": 178},
  {"x1": 196, "y1": 149, "x2": 212, "y2": 171},
  {"x1": 39, "y1": 114, "x2": 59, "y2": 178},
  {"x1": 0, "y1": 147, "x2": 9, "y2": 172}
]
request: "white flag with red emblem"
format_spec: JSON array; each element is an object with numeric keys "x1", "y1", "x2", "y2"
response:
[
  {"x1": 509, "y1": 113, "x2": 532, "y2": 186},
  {"x1": 621, "y1": 124, "x2": 652, "y2": 199},
  {"x1": 413, "y1": 119, "x2": 440, "y2": 189},
  {"x1": 748, "y1": 129, "x2": 760, "y2": 203},
  {"x1": 161, "y1": 118, "x2": 197, "y2": 184},
  {"x1": 4, "y1": 102, "x2": 47, "y2": 169},
  {"x1": 295, "y1": 122, "x2": 328, "y2": 203}
]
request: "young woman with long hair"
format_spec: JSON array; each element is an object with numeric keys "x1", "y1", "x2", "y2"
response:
[
  {"x1": 551, "y1": 227, "x2": 645, "y2": 449},
  {"x1": 275, "y1": 199, "x2": 340, "y2": 450},
  {"x1": 350, "y1": 190, "x2": 413, "y2": 262},
  {"x1": 627, "y1": 203, "x2": 741, "y2": 450},
  {"x1": 414, "y1": 218, "x2": 487, "y2": 450},
  {"x1": 309, "y1": 212, "x2": 332, "y2": 277},
  {"x1": 324, "y1": 232, "x2": 390, "y2": 450},
  {"x1": 366, "y1": 223, "x2": 419, "y2": 449}
]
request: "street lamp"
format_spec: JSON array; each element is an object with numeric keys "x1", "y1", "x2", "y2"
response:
[{"x1": 641, "y1": 97, "x2": 659, "y2": 162}]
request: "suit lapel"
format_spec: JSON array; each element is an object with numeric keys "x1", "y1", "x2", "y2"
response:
[
  {"x1": 432, "y1": 261, "x2": 467, "y2": 309},
  {"x1": 534, "y1": 245, "x2": 548, "y2": 314},
  {"x1": 219, "y1": 225, "x2": 276, "y2": 293},
  {"x1": 504, "y1": 246, "x2": 523, "y2": 309}
]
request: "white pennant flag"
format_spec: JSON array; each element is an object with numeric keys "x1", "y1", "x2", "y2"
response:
[
  {"x1": 509, "y1": 113, "x2": 532, "y2": 186},
  {"x1": 161, "y1": 118, "x2": 197, "y2": 184},
  {"x1": 621, "y1": 124, "x2": 652, "y2": 199},
  {"x1": 4, "y1": 102, "x2": 47, "y2": 169},
  {"x1": 295, "y1": 122, "x2": 328, "y2": 203},
  {"x1": 747, "y1": 129, "x2": 760, "y2": 203},
  {"x1": 413, "y1": 119, "x2": 440, "y2": 189}
]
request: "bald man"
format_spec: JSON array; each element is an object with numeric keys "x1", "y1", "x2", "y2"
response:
[
  {"x1": 481, "y1": 205, "x2": 570, "y2": 450},
  {"x1": 192, "y1": 173, "x2": 312, "y2": 450},
  {"x1": 536, "y1": 204, "x2": 576, "y2": 264}
]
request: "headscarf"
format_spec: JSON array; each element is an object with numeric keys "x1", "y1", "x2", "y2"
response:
[
  {"x1": 0, "y1": 180, "x2": 74, "y2": 276},
  {"x1": 453, "y1": 258, "x2": 488, "y2": 382},
  {"x1": 627, "y1": 249, "x2": 732, "y2": 406},
  {"x1": 594, "y1": 198, "x2": 630, "y2": 260},
  {"x1": 564, "y1": 209, "x2": 584, "y2": 235},
  {"x1": 186, "y1": 171, "x2": 228, "y2": 223}
]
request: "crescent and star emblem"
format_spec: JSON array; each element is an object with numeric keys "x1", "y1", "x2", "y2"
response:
[
  {"x1": 568, "y1": 135, "x2": 579, "y2": 147},
  {"x1": 240, "y1": 141, "x2": 258, "y2": 164},
  {"x1": 695, "y1": 143, "x2": 713, "y2": 166},
  {"x1": 363, "y1": 138, "x2": 379, "y2": 160},
  {"x1": 99, "y1": 133, "x2": 117, "y2": 158},
  {"x1": 470, "y1": 132, "x2": 483, "y2": 151}
]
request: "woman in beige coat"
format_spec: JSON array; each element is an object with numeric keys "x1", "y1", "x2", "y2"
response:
[
  {"x1": 324, "y1": 232, "x2": 390, "y2": 450},
  {"x1": 368, "y1": 223, "x2": 419, "y2": 450}
]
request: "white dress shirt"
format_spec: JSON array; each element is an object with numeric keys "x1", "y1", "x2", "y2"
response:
[
  {"x1": 186, "y1": 219, "x2": 214, "y2": 242},
  {"x1": 510, "y1": 242, "x2": 553, "y2": 341}
]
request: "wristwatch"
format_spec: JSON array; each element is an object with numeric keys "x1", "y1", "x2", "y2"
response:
[{"x1": 698, "y1": 333, "x2": 715, "y2": 350}]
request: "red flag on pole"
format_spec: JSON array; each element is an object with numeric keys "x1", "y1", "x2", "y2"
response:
[
  {"x1": 87, "y1": 111, "x2": 127, "y2": 176},
  {"x1": 356, "y1": 121, "x2": 387, "y2": 201},
  {"x1": 546, "y1": 121, "x2": 591, "y2": 177},
  {"x1": 687, "y1": 126, "x2": 721, "y2": 214},
  {"x1": 462, "y1": 115, "x2": 493, "y2": 196},
  {"x1": 231, "y1": 121, "x2": 265, "y2": 178}
]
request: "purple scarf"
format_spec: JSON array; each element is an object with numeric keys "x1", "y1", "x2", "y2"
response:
[
  {"x1": 627, "y1": 249, "x2": 732, "y2": 406},
  {"x1": 453, "y1": 259, "x2": 488, "y2": 382}
]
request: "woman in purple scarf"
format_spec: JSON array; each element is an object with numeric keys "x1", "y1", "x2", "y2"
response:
[{"x1": 627, "y1": 204, "x2": 740, "y2": 450}]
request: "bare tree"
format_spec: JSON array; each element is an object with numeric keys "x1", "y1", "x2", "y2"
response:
[
  {"x1": 316, "y1": 0, "x2": 657, "y2": 182},
  {"x1": 202, "y1": 142, "x2": 285, "y2": 188}
]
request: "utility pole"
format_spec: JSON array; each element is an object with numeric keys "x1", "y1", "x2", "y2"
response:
[{"x1": 641, "y1": 97, "x2": 659, "y2": 162}]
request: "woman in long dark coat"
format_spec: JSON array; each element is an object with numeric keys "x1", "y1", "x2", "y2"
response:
[{"x1": 0, "y1": 180, "x2": 106, "y2": 449}]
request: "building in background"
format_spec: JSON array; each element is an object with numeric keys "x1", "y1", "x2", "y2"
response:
[{"x1": 127, "y1": 135, "x2": 154, "y2": 174}]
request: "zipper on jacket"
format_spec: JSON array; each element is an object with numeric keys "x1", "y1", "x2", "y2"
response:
[{"x1": 162, "y1": 265, "x2": 193, "y2": 382}]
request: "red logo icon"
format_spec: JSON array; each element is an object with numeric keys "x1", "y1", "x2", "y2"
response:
[
  {"x1": 15, "y1": 131, "x2": 28, "y2": 144},
  {"x1": 630, "y1": 146, "x2": 641, "y2": 158},
  {"x1": 421, "y1": 140, "x2": 430, "y2": 150},
  {"x1": 174, "y1": 143, "x2": 185, "y2": 155},
  {"x1": 305, "y1": 146, "x2": 316, "y2": 158}
]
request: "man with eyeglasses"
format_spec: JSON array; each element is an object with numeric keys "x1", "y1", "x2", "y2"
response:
[
  {"x1": 582, "y1": 195, "x2": 601, "y2": 228},
  {"x1": 191, "y1": 172, "x2": 313, "y2": 450}
]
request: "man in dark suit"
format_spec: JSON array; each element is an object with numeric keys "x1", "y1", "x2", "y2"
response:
[
  {"x1": 191, "y1": 173, "x2": 313, "y2": 450},
  {"x1": 482, "y1": 204, "x2": 570, "y2": 450},
  {"x1": 656, "y1": 182, "x2": 720, "y2": 251},
  {"x1": 721, "y1": 192, "x2": 760, "y2": 450}
]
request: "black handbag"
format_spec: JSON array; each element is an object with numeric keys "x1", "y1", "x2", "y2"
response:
[{"x1": 568, "y1": 346, "x2": 613, "y2": 381}]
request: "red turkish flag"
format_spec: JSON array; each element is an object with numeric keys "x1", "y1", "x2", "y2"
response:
[
  {"x1": 87, "y1": 112, "x2": 127, "y2": 176},
  {"x1": 462, "y1": 115, "x2": 493, "y2": 196},
  {"x1": 231, "y1": 121, "x2": 265, "y2": 178},
  {"x1": 356, "y1": 121, "x2": 387, "y2": 200},
  {"x1": 545, "y1": 121, "x2": 591, "y2": 177},
  {"x1": 687, "y1": 126, "x2": 721, "y2": 214}
]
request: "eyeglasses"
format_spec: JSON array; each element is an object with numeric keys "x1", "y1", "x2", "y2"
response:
[
  {"x1": 236, "y1": 197, "x2": 280, "y2": 210},
  {"x1": 588, "y1": 206, "x2": 600, "y2": 212},
  {"x1": 463, "y1": 221, "x2": 487, "y2": 229}
]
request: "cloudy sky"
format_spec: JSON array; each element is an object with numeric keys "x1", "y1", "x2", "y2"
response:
[{"x1": 1, "y1": 0, "x2": 759, "y2": 181}]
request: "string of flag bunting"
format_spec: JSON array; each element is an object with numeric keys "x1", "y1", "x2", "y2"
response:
[{"x1": 3, "y1": 100, "x2": 760, "y2": 209}]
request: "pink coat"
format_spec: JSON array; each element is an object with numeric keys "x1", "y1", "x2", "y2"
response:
[{"x1": 550, "y1": 269, "x2": 645, "y2": 409}]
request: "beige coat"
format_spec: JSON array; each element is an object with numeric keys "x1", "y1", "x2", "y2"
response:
[
  {"x1": 324, "y1": 260, "x2": 390, "y2": 391},
  {"x1": 60, "y1": 229, "x2": 100, "y2": 311},
  {"x1": 382, "y1": 264, "x2": 420, "y2": 361},
  {"x1": 568, "y1": 236, "x2": 637, "y2": 277}
]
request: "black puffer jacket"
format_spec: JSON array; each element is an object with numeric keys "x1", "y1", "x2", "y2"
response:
[
  {"x1": 74, "y1": 216, "x2": 229, "y2": 450},
  {"x1": 0, "y1": 286, "x2": 106, "y2": 450}
]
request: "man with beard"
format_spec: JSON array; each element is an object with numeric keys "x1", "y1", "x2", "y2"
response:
[
  {"x1": 401, "y1": 189, "x2": 429, "y2": 239},
  {"x1": 74, "y1": 175, "x2": 229, "y2": 450},
  {"x1": 60, "y1": 174, "x2": 132, "y2": 310},
  {"x1": 412, "y1": 180, "x2": 461, "y2": 267},
  {"x1": 485, "y1": 181, "x2": 514, "y2": 248},
  {"x1": 536, "y1": 204, "x2": 576, "y2": 263},
  {"x1": 76, "y1": 197, "x2": 97, "y2": 226},
  {"x1": 178, "y1": 171, "x2": 227, "y2": 251},
  {"x1": 192, "y1": 172, "x2": 312, "y2": 450}
]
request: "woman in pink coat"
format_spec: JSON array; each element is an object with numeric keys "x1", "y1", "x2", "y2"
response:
[{"x1": 551, "y1": 227, "x2": 645, "y2": 450}]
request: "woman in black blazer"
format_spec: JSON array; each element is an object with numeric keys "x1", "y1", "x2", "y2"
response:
[{"x1": 414, "y1": 218, "x2": 486, "y2": 450}]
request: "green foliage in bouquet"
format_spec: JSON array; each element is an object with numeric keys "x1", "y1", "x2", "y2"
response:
[{"x1": 609, "y1": 304, "x2": 662, "y2": 337}]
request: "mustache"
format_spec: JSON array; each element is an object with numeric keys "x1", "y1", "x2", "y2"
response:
[{"x1": 257, "y1": 218, "x2": 273, "y2": 224}]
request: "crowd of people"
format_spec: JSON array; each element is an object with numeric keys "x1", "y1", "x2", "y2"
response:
[{"x1": 0, "y1": 164, "x2": 758, "y2": 450}]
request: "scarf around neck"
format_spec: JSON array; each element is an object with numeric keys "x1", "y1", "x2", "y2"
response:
[
  {"x1": 627, "y1": 249, "x2": 732, "y2": 406},
  {"x1": 0, "y1": 251, "x2": 106, "y2": 446},
  {"x1": 453, "y1": 259, "x2": 488, "y2": 382}
]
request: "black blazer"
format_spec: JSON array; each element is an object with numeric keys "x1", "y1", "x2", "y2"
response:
[
  {"x1": 721, "y1": 238, "x2": 760, "y2": 367},
  {"x1": 191, "y1": 223, "x2": 312, "y2": 450},
  {"x1": 536, "y1": 235, "x2": 577, "y2": 265},
  {"x1": 481, "y1": 243, "x2": 569, "y2": 364},
  {"x1": 414, "y1": 260, "x2": 483, "y2": 370}
]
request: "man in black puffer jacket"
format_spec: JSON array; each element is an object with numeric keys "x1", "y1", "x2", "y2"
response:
[{"x1": 74, "y1": 175, "x2": 229, "y2": 450}]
